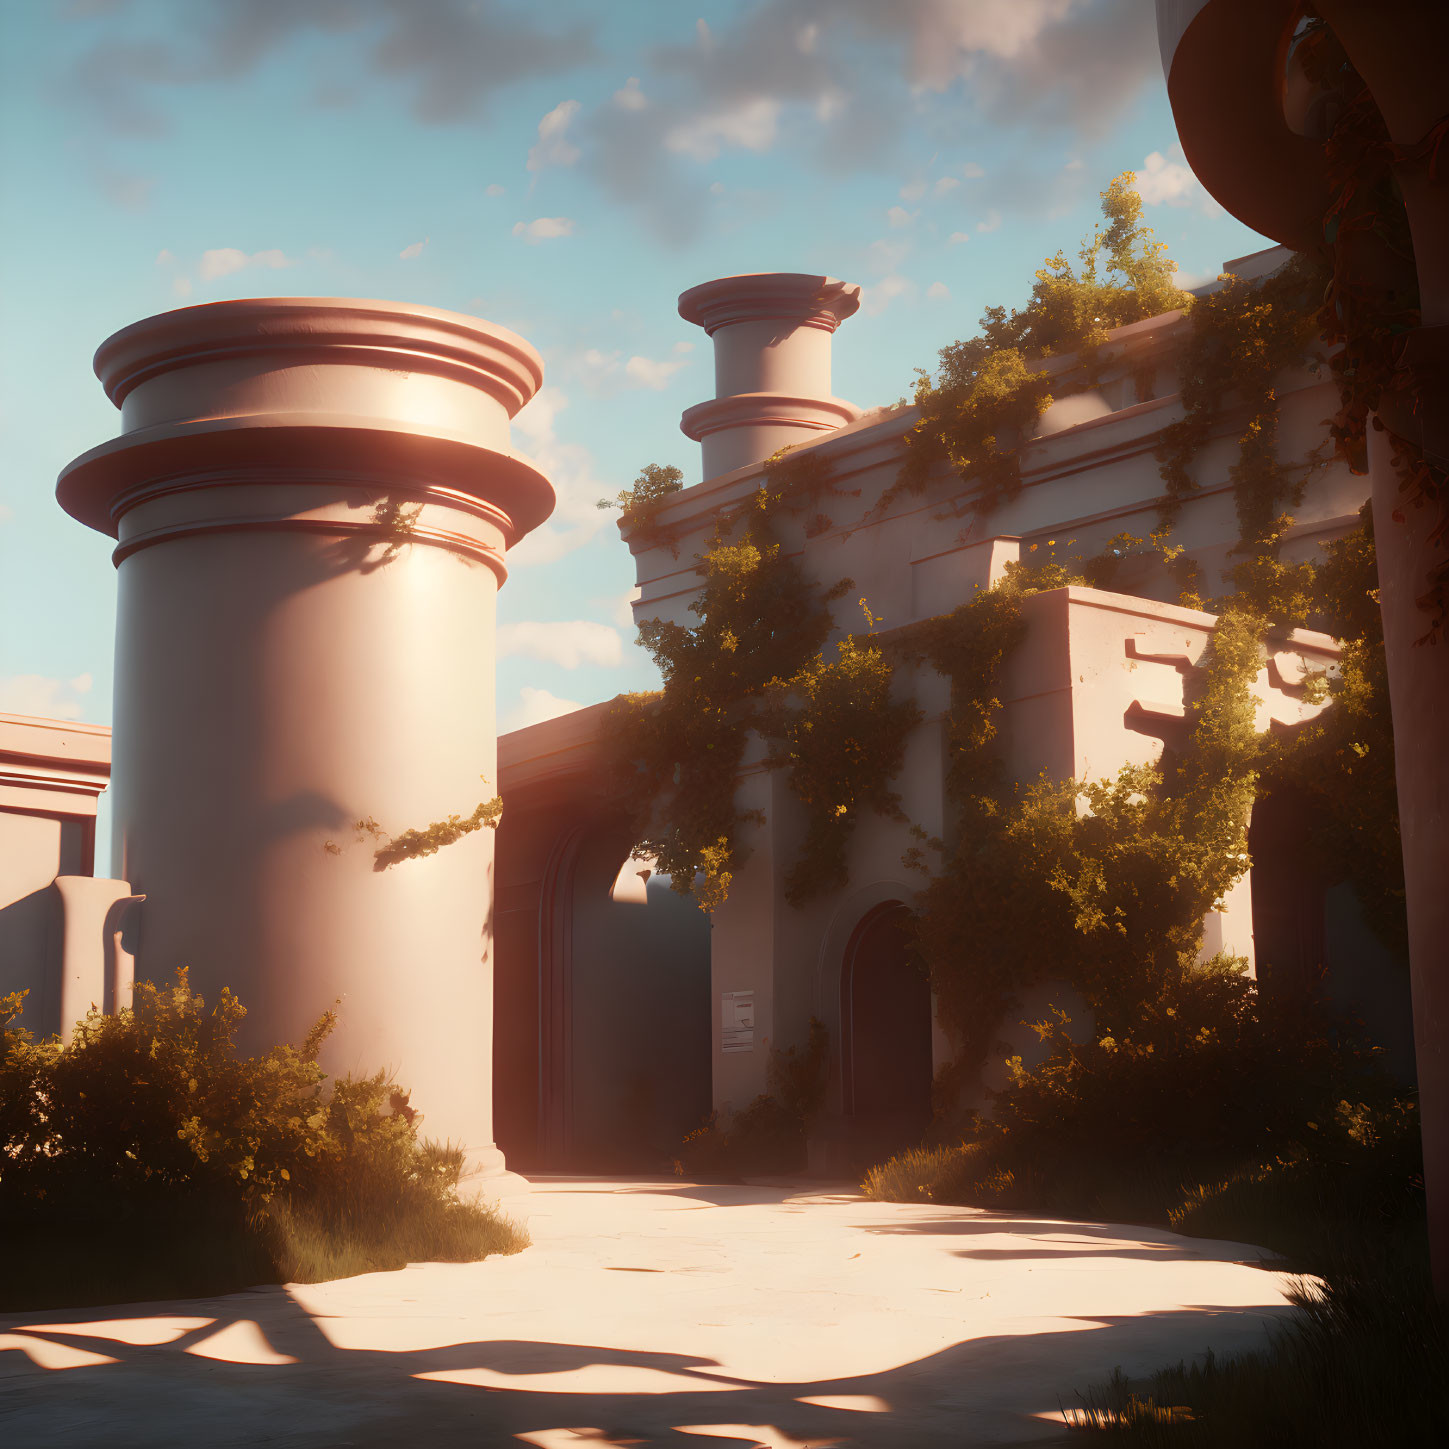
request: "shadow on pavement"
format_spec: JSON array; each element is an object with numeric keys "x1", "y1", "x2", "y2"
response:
[{"x1": 0, "y1": 1284, "x2": 1297, "y2": 1448}]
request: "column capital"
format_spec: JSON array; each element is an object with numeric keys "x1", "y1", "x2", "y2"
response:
[
  {"x1": 677, "y1": 272, "x2": 861, "y2": 335},
  {"x1": 58, "y1": 297, "x2": 554, "y2": 547}
]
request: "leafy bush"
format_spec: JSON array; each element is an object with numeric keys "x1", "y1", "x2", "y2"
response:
[
  {"x1": 863, "y1": 967, "x2": 1419, "y2": 1242},
  {"x1": 674, "y1": 1018, "x2": 827, "y2": 1180},
  {"x1": 1065, "y1": 1251, "x2": 1447, "y2": 1446},
  {"x1": 0, "y1": 971, "x2": 525, "y2": 1310}
]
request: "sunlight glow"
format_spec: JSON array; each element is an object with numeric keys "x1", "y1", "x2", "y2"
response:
[
  {"x1": 13, "y1": 1317, "x2": 213, "y2": 1347},
  {"x1": 184, "y1": 1319, "x2": 298, "y2": 1366}
]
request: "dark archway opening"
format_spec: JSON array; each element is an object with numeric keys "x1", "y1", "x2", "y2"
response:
[
  {"x1": 840, "y1": 902, "x2": 933, "y2": 1167},
  {"x1": 1249, "y1": 784, "x2": 1328, "y2": 1001},
  {"x1": 493, "y1": 800, "x2": 712, "y2": 1176},
  {"x1": 1249, "y1": 784, "x2": 1416, "y2": 1079}
]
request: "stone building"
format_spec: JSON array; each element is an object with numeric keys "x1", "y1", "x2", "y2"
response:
[
  {"x1": 491, "y1": 250, "x2": 1409, "y2": 1175},
  {"x1": 0, "y1": 247, "x2": 1412, "y2": 1183}
]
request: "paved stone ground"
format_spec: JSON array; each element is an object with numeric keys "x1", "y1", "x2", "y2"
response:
[{"x1": 0, "y1": 1177, "x2": 1306, "y2": 1447}]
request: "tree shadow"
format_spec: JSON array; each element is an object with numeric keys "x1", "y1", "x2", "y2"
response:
[
  {"x1": 0, "y1": 1280, "x2": 1303, "y2": 1448},
  {"x1": 856, "y1": 1214, "x2": 1280, "y2": 1263}
]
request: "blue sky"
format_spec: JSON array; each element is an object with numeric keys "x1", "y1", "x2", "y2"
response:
[{"x1": 0, "y1": 0, "x2": 1270, "y2": 790}]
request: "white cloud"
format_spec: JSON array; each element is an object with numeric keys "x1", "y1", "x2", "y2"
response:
[
  {"x1": 0, "y1": 503, "x2": 13, "y2": 525},
  {"x1": 926, "y1": 280, "x2": 950, "y2": 299},
  {"x1": 625, "y1": 353, "x2": 689, "y2": 390},
  {"x1": 976, "y1": 210, "x2": 1002, "y2": 233},
  {"x1": 901, "y1": 0, "x2": 1078, "y2": 82},
  {"x1": 513, "y1": 384, "x2": 570, "y2": 450},
  {"x1": 575, "y1": 347, "x2": 622, "y2": 381},
  {"x1": 509, "y1": 385, "x2": 608, "y2": 565},
  {"x1": 512, "y1": 216, "x2": 576, "y2": 243},
  {"x1": 198, "y1": 247, "x2": 296, "y2": 281},
  {"x1": 561, "y1": 340, "x2": 693, "y2": 396},
  {"x1": 1171, "y1": 264, "x2": 1216, "y2": 291},
  {"x1": 961, "y1": 161, "x2": 986, "y2": 179},
  {"x1": 797, "y1": 23, "x2": 820, "y2": 55},
  {"x1": 814, "y1": 87, "x2": 845, "y2": 123},
  {"x1": 1135, "y1": 148, "x2": 1216, "y2": 212},
  {"x1": 171, "y1": 276, "x2": 193, "y2": 298},
  {"x1": 614, "y1": 76, "x2": 647, "y2": 110},
  {"x1": 665, "y1": 96, "x2": 780, "y2": 161},
  {"x1": 886, "y1": 204, "x2": 916, "y2": 229},
  {"x1": 899, "y1": 178, "x2": 927, "y2": 202},
  {"x1": 527, "y1": 99, "x2": 581, "y2": 172},
  {"x1": 497, "y1": 619, "x2": 623, "y2": 669},
  {"x1": 603, "y1": 586, "x2": 642, "y2": 631},
  {"x1": 154, "y1": 248, "x2": 175, "y2": 266},
  {"x1": 933, "y1": 176, "x2": 959, "y2": 198},
  {"x1": 863, "y1": 274, "x2": 915, "y2": 315},
  {"x1": 485, "y1": 183, "x2": 506, "y2": 197},
  {"x1": 867, "y1": 237, "x2": 910, "y2": 274},
  {"x1": 0, "y1": 673, "x2": 94, "y2": 722},
  {"x1": 502, "y1": 685, "x2": 584, "y2": 734},
  {"x1": 948, "y1": 230, "x2": 970, "y2": 245},
  {"x1": 399, "y1": 237, "x2": 427, "y2": 260},
  {"x1": 197, "y1": 249, "x2": 250, "y2": 280}
]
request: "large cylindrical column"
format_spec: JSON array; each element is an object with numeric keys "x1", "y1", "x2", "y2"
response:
[
  {"x1": 1158, "y1": 0, "x2": 1449, "y2": 1296},
  {"x1": 678, "y1": 272, "x2": 862, "y2": 479},
  {"x1": 57, "y1": 298, "x2": 554, "y2": 1181}
]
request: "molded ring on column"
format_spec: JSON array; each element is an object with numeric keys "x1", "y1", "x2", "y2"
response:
[
  {"x1": 58, "y1": 416, "x2": 553, "y2": 546},
  {"x1": 679, "y1": 392, "x2": 864, "y2": 443},
  {"x1": 57, "y1": 297, "x2": 555, "y2": 548},
  {"x1": 94, "y1": 297, "x2": 544, "y2": 413}
]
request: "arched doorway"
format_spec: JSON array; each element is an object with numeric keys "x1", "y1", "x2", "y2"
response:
[
  {"x1": 840, "y1": 902, "x2": 933, "y2": 1163},
  {"x1": 1248, "y1": 785, "x2": 1327, "y2": 1000}
]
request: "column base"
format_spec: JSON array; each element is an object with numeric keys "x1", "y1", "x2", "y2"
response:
[{"x1": 458, "y1": 1142, "x2": 533, "y2": 1197}]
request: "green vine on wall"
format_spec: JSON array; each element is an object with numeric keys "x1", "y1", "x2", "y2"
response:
[
  {"x1": 890, "y1": 175, "x2": 1190, "y2": 518},
  {"x1": 372, "y1": 789, "x2": 503, "y2": 871},
  {"x1": 598, "y1": 463, "x2": 686, "y2": 554},
  {"x1": 1298, "y1": 10, "x2": 1449, "y2": 639},
  {"x1": 605, "y1": 450, "x2": 851, "y2": 910},
  {"x1": 601, "y1": 170, "x2": 1406, "y2": 1091},
  {"x1": 1154, "y1": 257, "x2": 1332, "y2": 635},
  {"x1": 759, "y1": 615, "x2": 923, "y2": 905}
]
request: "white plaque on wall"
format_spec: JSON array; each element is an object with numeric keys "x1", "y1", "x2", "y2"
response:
[{"x1": 720, "y1": 990, "x2": 755, "y2": 1054}]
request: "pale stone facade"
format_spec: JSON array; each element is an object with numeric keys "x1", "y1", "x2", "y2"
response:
[
  {"x1": 493, "y1": 254, "x2": 1404, "y2": 1172},
  {"x1": 0, "y1": 247, "x2": 1411, "y2": 1179}
]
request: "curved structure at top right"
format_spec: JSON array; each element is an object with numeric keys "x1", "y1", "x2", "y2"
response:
[
  {"x1": 1159, "y1": 0, "x2": 1449, "y2": 324},
  {"x1": 1158, "y1": 0, "x2": 1449, "y2": 1297}
]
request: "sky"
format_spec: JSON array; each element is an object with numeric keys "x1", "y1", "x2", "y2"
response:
[{"x1": 0, "y1": 0, "x2": 1272, "y2": 859}]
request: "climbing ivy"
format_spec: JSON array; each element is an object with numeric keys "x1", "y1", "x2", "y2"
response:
[
  {"x1": 758, "y1": 620, "x2": 922, "y2": 906},
  {"x1": 601, "y1": 168, "x2": 1406, "y2": 1094},
  {"x1": 371, "y1": 789, "x2": 503, "y2": 871},
  {"x1": 896, "y1": 562, "x2": 1269, "y2": 1068},
  {"x1": 1297, "y1": 10, "x2": 1449, "y2": 638},
  {"x1": 597, "y1": 463, "x2": 685, "y2": 553},
  {"x1": 1260, "y1": 506, "x2": 1405, "y2": 954},
  {"x1": 892, "y1": 174, "x2": 1190, "y2": 516},
  {"x1": 605, "y1": 450, "x2": 853, "y2": 910}
]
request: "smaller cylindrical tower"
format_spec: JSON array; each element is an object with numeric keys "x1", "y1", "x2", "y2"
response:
[{"x1": 678, "y1": 273, "x2": 862, "y2": 479}]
